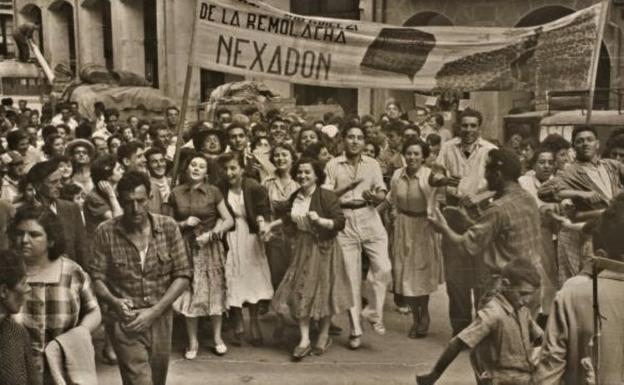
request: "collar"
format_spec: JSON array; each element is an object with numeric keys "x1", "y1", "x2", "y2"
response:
[
  {"x1": 336, "y1": 154, "x2": 364, "y2": 164},
  {"x1": 26, "y1": 258, "x2": 63, "y2": 284},
  {"x1": 114, "y1": 212, "x2": 164, "y2": 237},
  {"x1": 400, "y1": 166, "x2": 425, "y2": 180},
  {"x1": 296, "y1": 185, "x2": 317, "y2": 199},
  {"x1": 578, "y1": 158, "x2": 606, "y2": 168},
  {"x1": 182, "y1": 182, "x2": 209, "y2": 194},
  {"x1": 494, "y1": 292, "x2": 516, "y2": 315}
]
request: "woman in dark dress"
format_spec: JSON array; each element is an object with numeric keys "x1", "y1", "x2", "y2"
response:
[{"x1": 272, "y1": 158, "x2": 353, "y2": 360}]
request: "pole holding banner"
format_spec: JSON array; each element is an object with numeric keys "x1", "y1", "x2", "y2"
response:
[
  {"x1": 170, "y1": 0, "x2": 199, "y2": 189},
  {"x1": 585, "y1": 0, "x2": 611, "y2": 124}
]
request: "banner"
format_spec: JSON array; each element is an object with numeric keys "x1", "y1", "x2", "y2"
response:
[{"x1": 192, "y1": 0, "x2": 607, "y2": 92}]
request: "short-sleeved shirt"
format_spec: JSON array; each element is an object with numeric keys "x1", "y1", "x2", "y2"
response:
[
  {"x1": 461, "y1": 184, "x2": 543, "y2": 272},
  {"x1": 169, "y1": 183, "x2": 223, "y2": 230},
  {"x1": 88, "y1": 213, "x2": 191, "y2": 315},
  {"x1": 436, "y1": 137, "x2": 497, "y2": 197},
  {"x1": 458, "y1": 293, "x2": 541, "y2": 380},
  {"x1": 17, "y1": 257, "x2": 99, "y2": 358},
  {"x1": 323, "y1": 154, "x2": 387, "y2": 205}
]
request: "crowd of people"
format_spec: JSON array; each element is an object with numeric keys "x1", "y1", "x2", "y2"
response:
[{"x1": 0, "y1": 94, "x2": 623, "y2": 385}]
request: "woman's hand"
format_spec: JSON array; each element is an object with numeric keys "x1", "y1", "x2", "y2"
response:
[
  {"x1": 184, "y1": 216, "x2": 201, "y2": 228},
  {"x1": 98, "y1": 181, "x2": 116, "y2": 198},
  {"x1": 307, "y1": 211, "x2": 320, "y2": 224}
]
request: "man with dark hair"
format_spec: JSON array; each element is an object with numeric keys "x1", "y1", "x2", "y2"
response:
[
  {"x1": 51, "y1": 103, "x2": 78, "y2": 133},
  {"x1": 539, "y1": 125, "x2": 624, "y2": 217},
  {"x1": 145, "y1": 146, "x2": 171, "y2": 202},
  {"x1": 605, "y1": 132, "x2": 624, "y2": 163},
  {"x1": 0, "y1": 151, "x2": 24, "y2": 203},
  {"x1": 25, "y1": 159, "x2": 88, "y2": 266},
  {"x1": 378, "y1": 120, "x2": 406, "y2": 179},
  {"x1": 429, "y1": 148, "x2": 544, "y2": 331},
  {"x1": 214, "y1": 107, "x2": 232, "y2": 128},
  {"x1": 536, "y1": 193, "x2": 624, "y2": 385},
  {"x1": 323, "y1": 124, "x2": 391, "y2": 347},
  {"x1": 89, "y1": 170, "x2": 190, "y2": 385},
  {"x1": 117, "y1": 141, "x2": 165, "y2": 214},
  {"x1": 428, "y1": 108, "x2": 498, "y2": 336}
]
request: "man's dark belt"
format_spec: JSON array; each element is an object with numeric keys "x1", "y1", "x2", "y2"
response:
[
  {"x1": 340, "y1": 201, "x2": 369, "y2": 210},
  {"x1": 397, "y1": 208, "x2": 427, "y2": 218}
]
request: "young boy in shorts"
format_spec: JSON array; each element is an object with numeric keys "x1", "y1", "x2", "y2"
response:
[{"x1": 417, "y1": 258, "x2": 543, "y2": 385}]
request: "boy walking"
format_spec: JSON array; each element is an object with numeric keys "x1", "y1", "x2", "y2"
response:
[{"x1": 417, "y1": 258, "x2": 543, "y2": 385}]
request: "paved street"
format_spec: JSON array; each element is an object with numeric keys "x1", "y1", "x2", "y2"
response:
[{"x1": 95, "y1": 286, "x2": 473, "y2": 385}]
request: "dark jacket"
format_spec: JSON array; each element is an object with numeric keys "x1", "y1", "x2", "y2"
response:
[
  {"x1": 282, "y1": 187, "x2": 345, "y2": 241},
  {"x1": 56, "y1": 199, "x2": 88, "y2": 266},
  {"x1": 218, "y1": 177, "x2": 271, "y2": 234}
]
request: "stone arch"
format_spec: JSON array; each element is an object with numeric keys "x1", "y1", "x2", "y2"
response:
[
  {"x1": 48, "y1": 0, "x2": 76, "y2": 74},
  {"x1": 19, "y1": 3, "x2": 43, "y2": 53},
  {"x1": 403, "y1": 11, "x2": 453, "y2": 27},
  {"x1": 515, "y1": 5, "x2": 611, "y2": 109}
]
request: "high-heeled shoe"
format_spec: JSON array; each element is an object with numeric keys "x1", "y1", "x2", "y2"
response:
[{"x1": 184, "y1": 347, "x2": 198, "y2": 360}]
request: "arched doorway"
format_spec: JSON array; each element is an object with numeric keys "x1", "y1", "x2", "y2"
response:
[
  {"x1": 19, "y1": 4, "x2": 43, "y2": 54},
  {"x1": 515, "y1": 6, "x2": 611, "y2": 109},
  {"x1": 49, "y1": 0, "x2": 76, "y2": 75},
  {"x1": 403, "y1": 11, "x2": 453, "y2": 27}
]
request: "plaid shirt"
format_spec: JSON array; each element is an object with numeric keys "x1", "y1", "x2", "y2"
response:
[
  {"x1": 16, "y1": 257, "x2": 99, "y2": 357},
  {"x1": 461, "y1": 183, "x2": 543, "y2": 272},
  {"x1": 89, "y1": 213, "x2": 191, "y2": 316}
]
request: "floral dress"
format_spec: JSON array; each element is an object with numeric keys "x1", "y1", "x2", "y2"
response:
[{"x1": 171, "y1": 183, "x2": 227, "y2": 316}]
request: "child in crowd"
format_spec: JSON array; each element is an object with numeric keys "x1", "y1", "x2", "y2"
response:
[
  {"x1": 0, "y1": 249, "x2": 36, "y2": 385},
  {"x1": 60, "y1": 183, "x2": 86, "y2": 224},
  {"x1": 417, "y1": 258, "x2": 543, "y2": 385}
]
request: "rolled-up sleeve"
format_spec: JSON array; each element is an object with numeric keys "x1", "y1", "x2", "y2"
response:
[{"x1": 88, "y1": 227, "x2": 109, "y2": 282}]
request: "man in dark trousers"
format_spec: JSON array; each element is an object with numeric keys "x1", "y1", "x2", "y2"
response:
[{"x1": 13, "y1": 22, "x2": 39, "y2": 62}]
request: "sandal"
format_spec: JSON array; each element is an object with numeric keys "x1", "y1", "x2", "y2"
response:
[{"x1": 311, "y1": 337, "x2": 333, "y2": 356}]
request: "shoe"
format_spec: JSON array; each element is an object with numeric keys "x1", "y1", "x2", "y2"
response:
[
  {"x1": 184, "y1": 348, "x2": 198, "y2": 360},
  {"x1": 213, "y1": 343, "x2": 228, "y2": 356},
  {"x1": 250, "y1": 326, "x2": 264, "y2": 347},
  {"x1": 231, "y1": 330, "x2": 244, "y2": 346},
  {"x1": 101, "y1": 348, "x2": 118, "y2": 365},
  {"x1": 396, "y1": 306, "x2": 411, "y2": 315},
  {"x1": 328, "y1": 323, "x2": 342, "y2": 336},
  {"x1": 416, "y1": 308, "x2": 430, "y2": 338},
  {"x1": 292, "y1": 344, "x2": 312, "y2": 361},
  {"x1": 348, "y1": 334, "x2": 362, "y2": 350},
  {"x1": 408, "y1": 324, "x2": 420, "y2": 339},
  {"x1": 369, "y1": 321, "x2": 386, "y2": 335},
  {"x1": 311, "y1": 337, "x2": 333, "y2": 356}
]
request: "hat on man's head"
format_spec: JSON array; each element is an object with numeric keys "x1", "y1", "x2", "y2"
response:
[
  {"x1": 65, "y1": 138, "x2": 95, "y2": 159},
  {"x1": 26, "y1": 159, "x2": 60, "y2": 184}
]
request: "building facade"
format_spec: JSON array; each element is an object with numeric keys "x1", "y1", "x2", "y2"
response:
[{"x1": 12, "y1": 0, "x2": 624, "y2": 134}]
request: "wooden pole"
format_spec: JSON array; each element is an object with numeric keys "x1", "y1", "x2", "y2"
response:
[
  {"x1": 170, "y1": 0, "x2": 199, "y2": 189},
  {"x1": 586, "y1": 0, "x2": 610, "y2": 124}
]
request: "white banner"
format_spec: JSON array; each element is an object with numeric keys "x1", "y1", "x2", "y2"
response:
[{"x1": 192, "y1": 0, "x2": 607, "y2": 92}]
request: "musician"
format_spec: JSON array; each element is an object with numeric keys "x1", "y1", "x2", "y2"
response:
[
  {"x1": 428, "y1": 108, "x2": 497, "y2": 335},
  {"x1": 429, "y1": 148, "x2": 544, "y2": 315},
  {"x1": 536, "y1": 193, "x2": 624, "y2": 385}
]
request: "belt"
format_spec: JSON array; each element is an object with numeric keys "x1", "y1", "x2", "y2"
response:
[
  {"x1": 340, "y1": 201, "x2": 369, "y2": 210},
  {"x1": 397, "y1": 208, "x2": 427, "y2": 218}
]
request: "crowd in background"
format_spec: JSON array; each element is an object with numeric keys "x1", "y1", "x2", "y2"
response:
[{"x1": 0, "y1": 94, "x2": 623, "y2": 385}]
